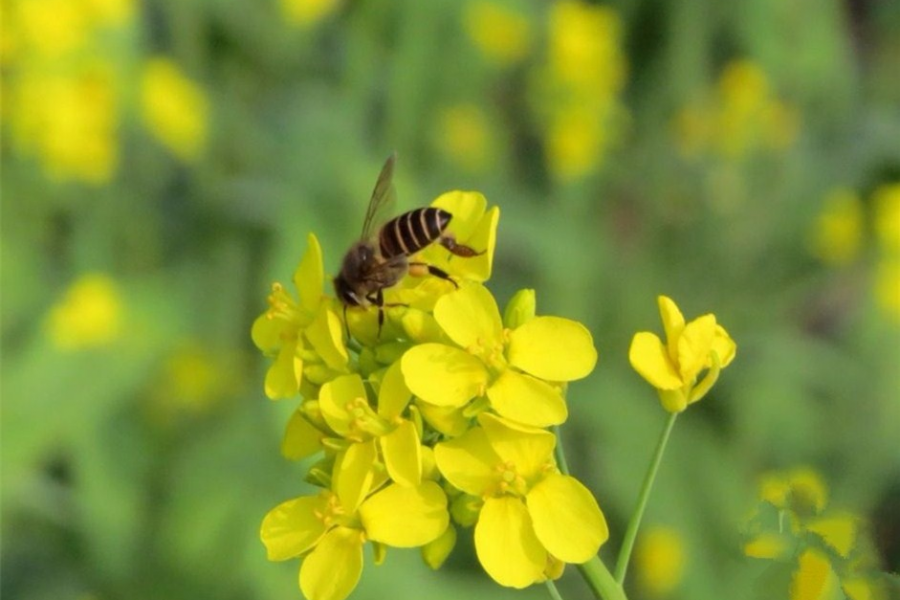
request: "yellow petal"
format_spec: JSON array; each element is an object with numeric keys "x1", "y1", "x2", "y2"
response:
[
  {"x1": 434, "y1": 427, "x2": 498, "y2": 496},
  {"x1": 657, "y1": 296, "x2": 685, "y2": 360},
  {"x1": 294, "y1": 233, "x2": 324, "y2": 313},
  {"x1": 251, "y1": 313, "x2": 287, "y2": 353},
  {"x1": 479, "y1": 413, "x2": 556, "y2": 482},
  {"x1": 504, "y1": 288, "x2": 536, "y2": 329},
  {"x1": 507, "y1": 316, "x2": 597, "y2": 381},
  {"x1": 305, "y1": 303, "x2": 349, "y2": 371},
  {"x1": 629, "y1": 332, "x2": 682, "y2": 390},
  {"x1": 421, "y1": 524, "x2": 457, "y2": 569},
  {"x1": 416, "y1": 400, "x2": 471, "y2": 437},
  {"x1": 475, "y1": 496, "x2": 546, "y2": 588},
  {"x1": 419, "y1": 192, "x2": 497, "y2": 282},
  {"x1": 790, "y1": 549, "x2": 838, "y2": 600},
  {"x1": 711, "y1": 324, "x2": 737, "y2": 368},
  {"x1": 333, "y1": 440, "x2": 377, "y2": 514},
  {"x1": 487, "y1": 369, "x2": 567, "y2": 427},
  {"x1": 299, "y1": 526, "x2": 364, "y2": 600},
  {"x1": 379, "y1": 420, "x2": 422, "y2": 487},
  {"x1": 677, "y1": 314, "x2": 717, "y2": 382},
  {"x1": 432, "y1": 190, "x2": 487, "y2": 241},
  {"x1": 402, "y1": 343, "x2": 489, "y2": 407},
  {"x1": 744, "y1": 532, "x2": 791, "y2": 559},
  {"x1": 265, "y1": 341, "x2": 303, "y2": 399},
  {"x1": 281, "y1": 409, "x2": 324, "y2": 461},
  {"x1": 318, "y1": 374, "x2": 368, "y2": 436},
  {"x1": 527, "y1": 473, "x2": 609, "y2": 563},
  {"x1": 378, "y1": 360, "x2": 411, "y2": 419},
  {"x1": 359, "y1": 481, "x2": 449, "y2": 547},
  {"x1": 807, "y1": 513, "x2": 858, "y2": 557},
  {"x1": 260, "y1": 495, "x2": 329, "y2": 560},
  {"x1": 433, "y1": 284, "x2": 503, "y2": 349}
]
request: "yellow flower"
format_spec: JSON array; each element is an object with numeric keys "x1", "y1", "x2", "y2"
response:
[
  {"x1": 252, "y1": 234, "x2": 349, "y2": 399},
  {"x1": 141, "y1": 58, "x2": 208, "y2": 161},
  {"x1": 16, "y1": 0, "x2": 89, "y2": 58},
  {"x1": 434, "y1": 413, "x2": 608, "y2": 588},
  {"x1": 12, "y1": 70, "x2": 118, "y2": 183},
  {"x1": 464, "y1": 2, "x2": 531, "y2": 65},
  {"x1": 873, "y1": 183, "x2": 900, "y2": 253},
  {"x1": 629, "y1": 296, "x2": 736, "y2": 413},
  {"x1": 809, "y1": 189, "x2": 864, "y2": 266},
  {"x1": 759, "y1": 468, "x2": 828, "y2": 517},
  {"x1": 435, "y1": 104, "x2": 495, "y2": 173},
  {"x1": 318, "y1": 363, "x2": 423, "y2": 488},
  {"x1": 807, "y1": 512, "x2": 859, "y2": 558},
  {"x1": 261, "y1": 481, "x2": 448, "y2": 600},
  {"x1": 402, "y1": 284, "x2": 597, "y2": 427},
  {"x1": 279, "y1": 0, "x2": 341, "y2": 27},
  {"x1": 45, "y1": 273, "x2": 123, "y2": 350},
  {"x1": 634, "y1": 526, "x2": 687, "y2": 597},
  {"x1": 744, "y1": 532, "x2": 792, "y2": 559}
]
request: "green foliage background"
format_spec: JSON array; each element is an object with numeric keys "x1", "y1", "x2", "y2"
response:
[{"x1": 2, "y1": 1, "x2": 899, "y2": 599}]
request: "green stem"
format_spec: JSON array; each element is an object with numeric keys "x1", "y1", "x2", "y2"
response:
[
  {"x1": 552, "y1": 425, "x2": 571, "y2": 476},
  {"x1": 613, "y1": 411, "x2": 678, "y2": 584},
  {"x1": 545, "y1": 579, "x2": 565, "y2": 600},
  {"x1": 577, "y1": 555, "x2": 629, "y2": 600}
]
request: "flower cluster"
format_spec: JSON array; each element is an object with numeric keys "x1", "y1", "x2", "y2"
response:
[
  {"x1": 743, "y1": 468, "x2": 888, "y2": 600},
  {"x1": 253, "y1": 191, "x2": 608, "y2": 600}
]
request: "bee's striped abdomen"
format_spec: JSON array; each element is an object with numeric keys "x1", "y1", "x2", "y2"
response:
[{"x1": 379, "y1": 207, "x2": 451, "y2": 258}]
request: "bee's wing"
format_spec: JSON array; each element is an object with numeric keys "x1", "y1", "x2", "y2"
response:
[{"x1": 360, "y1": 152, "x2": 397, "y2": 240}]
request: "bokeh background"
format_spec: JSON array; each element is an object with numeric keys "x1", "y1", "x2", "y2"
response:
[{"x1": 2, "y1": 0, "x2": 899, "y2": 599}]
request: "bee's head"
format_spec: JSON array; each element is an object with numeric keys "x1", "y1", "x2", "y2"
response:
[{"x1": 333, "y1": 275, "x2": 364, "y2": 307}]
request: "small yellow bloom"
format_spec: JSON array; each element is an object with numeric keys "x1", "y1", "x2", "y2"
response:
[
  {"x1": 464, "y1": 2, "x2": 531, "y2": 65},
  {"x1": 629, "y1": 296, "x2": 736, "y2": 413},
  {"x1": 434, "y1": 413, "x2": 608, "y2": 588},
  {"x1": 759, "y1": 468, "x2": 828, "y2": 517},
  {"x1": 634, "y1": 526, "x2": 687, "y2": 597},
  {"x1": 807, "y1": 512, "x2": 858, "y2": 557},
  {"x1": 435, "y1": 104, "x2": 495, "y2": 173},
  {"x1": 46, "y1": 273, "x2": 123, "y2": 350},
  {"x1": 141, "y1": 58, "x2": 208, "y2": 161},
  {"x1": 261, "y1": 480, "x2": 448, "y2": 600},
  {"x1": 744, "y1": 532, "x2": 792, "y2": 559},
  {"x1": 280, "y1": 0, "x2": 341, "y2": 27},
  {"x1": 809, "y1": 189, "x2": 864, "y2": 266},
  {"x1": 252, "y1": 234, "x2": 349, "y2": 399},
  {"x1": 402, "y1": 284, "x2": 597, "y2": 427}
]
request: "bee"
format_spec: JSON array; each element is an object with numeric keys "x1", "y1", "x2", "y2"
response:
[{"x1": 334, "y1": 153, "x2": 483, "y2": 332}]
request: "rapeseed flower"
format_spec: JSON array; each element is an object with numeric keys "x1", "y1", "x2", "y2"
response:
[
  {"x1": 434, "y1": 413, "x2": 608, "y2": 588},
  {"x1": 809, "y1": 189, "x2": 864, "y2": 266},
  {"x1": 141, "y1": 57, "x2": 209, "y2": 161},
  {"x1": 402, "y1": 283, "x2": 597, "y2": 427},
  {"x1": 252, "y1": 234, "x2": 349, "y2": 399},
  {"x1": 629, "y1": 296, "x2": 735, "y2": 413},
  {"x1": 464, "y1": 1, "x2": 532, "y2": 66},
  {"x1": 46, "y1": 273, "x2": 123, "y2": 350},
  {"x1": 261, "y1": 481, "x2": 448, "y2": 600},
  {"x1": 634, "y1": 526, "x2": 687, "y2": 597}
]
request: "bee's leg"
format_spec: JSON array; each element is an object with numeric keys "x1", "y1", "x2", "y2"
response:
[
  {"x1": 342, "y1": 304, "x2": 351, "y2": 342},
  {"x1": 409, "y1": 262, "x2": 459, "y2": 289},
  {"x1": 365, "y1": 289, "x2": 386, "y2": 338},
  {"x1": 439, "y1": 234, "x2": 484, "y2": 257}
]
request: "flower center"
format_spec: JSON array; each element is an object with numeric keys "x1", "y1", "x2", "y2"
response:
[
  {"x1": 344, "y1": 396, "x2": 392, "y2": 439},
  {"x1": 467, "y1": 335, "x2": 508, "y2": 376},
  {"x1": 266, "y1": 282, "x2": 305, "y2": 324},
  {"x1": 493, "y1": 461, "x2": 527, "y2": 497}
]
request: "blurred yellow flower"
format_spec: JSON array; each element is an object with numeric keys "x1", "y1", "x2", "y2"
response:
[
  {"x1": 46, "y1": 273, "x2": 123, "y2": 350},
  {"x1": 744, "y1": 532, "x2": 791, "y2": 559},
  {"x1": 634, "y1": 526, "x2": 687, "y2": 597},
  {"x1": 464, "y1": 2, "x2": 531, "y2": 65},
  {"x1": 280, "y1": 0, "x2": 341, "y2": 27},
  {"x1": 141, "y1": 58, "x2": 209, "y2": 161},
  {"x1": 152, "y1": 342, "x2": 237, "y2": 419},
  {"x1": 532, "y1": 0, "x2": 627, "y2": 182},
  {"x1": 873, "y1": 183, "x2": 900, "y2": 253},
  {"x1": 809, "y1": 189, "x2": 864, "y2": 266},
  {"x1": 82, "y1": 0, "x2": 135, "y2": 26},
  {"x1": 436, "y1": 104, "x2": 495, "y2": 172},
  {"x1": 759, "y1": 467, "x2": 828, "y2": 517},
  {"x1": 12, "y1": 69, "x2": 119, "y2": 183},
  {"x1": 675, "y1": 59, "x2": 799, "y2": 160},
  {"x1": 16, "y1": 0, "x2": 89, "y2": 58}
]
